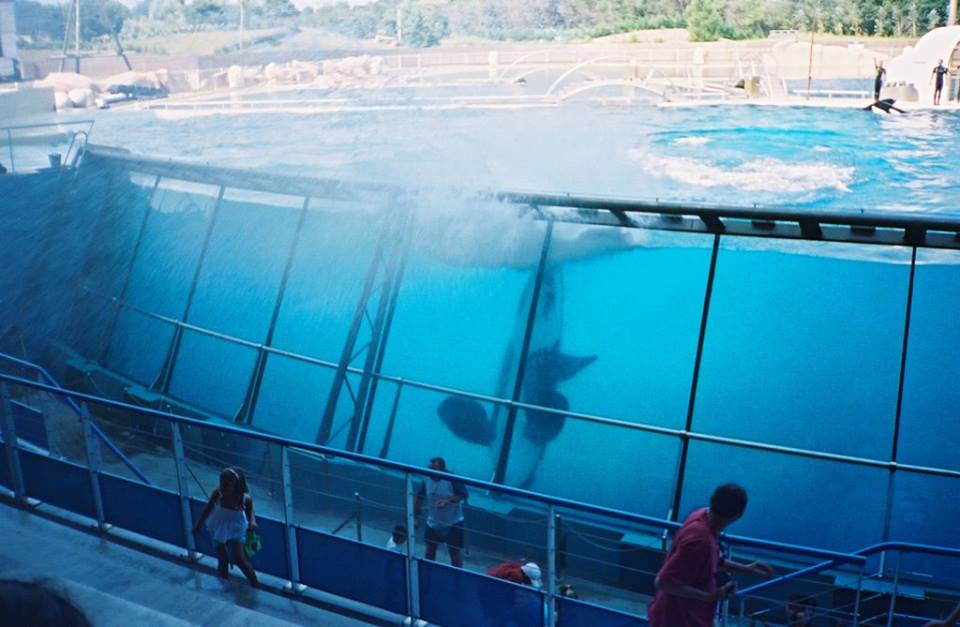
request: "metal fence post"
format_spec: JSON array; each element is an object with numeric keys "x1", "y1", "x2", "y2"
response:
[
  {"x1": 170, "y1": 423, "x2": 197, "y2": 556},
  {"x1": 281, "y1": 446, "x2": 304, "y2": 592},
  {"x1": 885, "y1": 551, "x2": 902, "y2": 627},
  {"x1": 0, "y1": 382, "x2": 25, "y2": 501},
  {"x1": 547, "y1": 505, "x2": 557, "y2": 627},
  {"x1": 6, "y1": 129, "x2": 14, "y2": 173},
  {"x1": 405, "y1": 472, "x2": 421, "y2": 622},
  {"x1": 79, "y1": 402, "x2": 106, "y2": 529},
  {"x1": 355, "y1": 491, "x2": 363, "y2": 543},
  {"x1": 853, "y1": 562, "x2": 864, "y2": 627}
]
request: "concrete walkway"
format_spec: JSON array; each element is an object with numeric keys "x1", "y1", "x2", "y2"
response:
[{"x1": 0, "y1": 501, "x2": 391, "y2": 626}]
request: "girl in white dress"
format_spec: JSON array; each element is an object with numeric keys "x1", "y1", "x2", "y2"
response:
[{"x1": 193, "y1": 467, "x2": 258, "y2": 586}]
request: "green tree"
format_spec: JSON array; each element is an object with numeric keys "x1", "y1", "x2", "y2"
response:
[
  {"x1": 399, "y1": 1, "x2": 449, "y2": 47},
  {"x1": 685, "y1": 0, "x2": 724, "y2": 41}
]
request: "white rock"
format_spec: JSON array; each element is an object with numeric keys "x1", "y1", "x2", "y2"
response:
[{"x1": 68, "y1": 88, "x2": 93, "y2": 108}]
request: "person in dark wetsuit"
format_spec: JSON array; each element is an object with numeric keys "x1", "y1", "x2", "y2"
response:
[
  {"x1": 932, "y1": 59, "x2": 948, "y2": 105},
  {"x1": 874, "y1": 60, "x2": 885, "y2": 100}
]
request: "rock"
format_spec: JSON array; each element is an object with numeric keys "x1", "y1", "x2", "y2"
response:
[
  {"x1": 67, "y1": 88, "x2": 94, "y2": 108},
  {"x1": 35, "y1": 72, "x2": 94, "y2": 93},
  {"x1": 54, "y1": 90, "x2": 70, "y2": 109},
  {"x1": 227, "y1": 65, "x2": 245, "y2": 89}
]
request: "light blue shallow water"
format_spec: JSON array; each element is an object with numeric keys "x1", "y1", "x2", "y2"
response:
[{"x1": 84, "y1": 100, "x2": 960, "y2": 213}]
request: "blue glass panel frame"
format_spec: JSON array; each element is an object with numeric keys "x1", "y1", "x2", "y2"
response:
[
  {"x1": 888, "y1": 470, "x2": 960, "y2": 583},
  {"x1": 680, "y1": 440, "x2": 887, "y2": 551},
  {"x1": 168, "y1": 331, "x2": 258, "y2": 418},
  {"x1": 189, "y1": 499, "x2": 289, "y2": 579},
  {"x1": 106, "y1": 310, "x2": 175, "y2": 387},
  {"x1": 695, "y1": 243, "x2": 908, "y2": 459},
  {"x1": 419, "y1": 559, "x2": 544, "y2": 627},
  {"x1": 20, "y1": 451, "x2": 95, "y2": 518},
  {"x1": 100, "y1": 473, "x2": 185, "y2": 547},
  {"x1": 270, "y1": 207, "x2": 382, "y2": 362},
  {"x1": 0, "y1": 445, "x2": 8, "y2": 488},
  {"x1": 540, "y1": 226, "x2": 712, "y2": 431},
  {"x1": 898, "y1": 251, "x2": 960, "y2": 471},
  {"x1": 250, "y1": 354, "x2": 337, "y2": 444},
  {"x1": 186, "y1": 197, "x2": 300, "y2": 343},
  {"x1": 10, "y1": 401, "x2": 48, "y2": 450},
  {"x1": 296, "y1": 526, "x2": 407, "y2": 614},
  {"x1": 557, "y1": 597, "x2": 647, "y2": 627}
]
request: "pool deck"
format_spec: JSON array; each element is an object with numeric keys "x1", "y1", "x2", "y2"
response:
[{"x1": 0, "y1": 498, "x2": 393, "y2": 626}]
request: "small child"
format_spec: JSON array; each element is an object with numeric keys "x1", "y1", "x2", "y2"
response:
[
  {"x1": 193, "y1": 467, "x2": 258, "y2": 586},
  {"x1": 386, "y1": 524, "x2": 408, "y2": 553}
]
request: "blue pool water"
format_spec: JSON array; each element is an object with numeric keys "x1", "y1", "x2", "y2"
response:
[
  {"x1": 5, "y1": 98, "x2": 960, "y2": 560},
  {"x1": 84, "y1": 100, "x2": 960, "y2": 213}
]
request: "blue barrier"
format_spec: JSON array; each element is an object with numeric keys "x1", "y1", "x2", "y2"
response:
[
  {"x1": 0, "y1": 445, "x2": 9, "y2": 488},
  {"x1": 297, "y1": 526, "x2": 408, "y2": 614},
  {"x1": 100, "y1": 473, "x2": 184, "y2": 547},
  {"x1": 9, "y1": 401, "x2": 48, "y2": 450},
  {"x1": 20, "y1": 450, "x2": 95, "y2": 518},
  {"x1": 557, "y1": 597, "x2": 648, "y2": 627},
  {"x1": 419, "y1": 560, "x2": 544, "y2": 627}
]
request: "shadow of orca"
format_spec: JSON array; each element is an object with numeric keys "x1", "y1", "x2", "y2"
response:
[{"x1": 437, "y1": 396, "x2": 497, "y2": 446}]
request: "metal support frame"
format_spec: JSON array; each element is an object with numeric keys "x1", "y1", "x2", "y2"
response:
[
  {"x1": 404, "y1": 472, "x2": 421, "y2": 621},
  {"x1": 79, "y1": 402, "x2": 106, "y2": 529},
  {"x1": 493, "y1": 219, "x2": 555, "y2": 485},
  {"x1": 377, "y1": 380, "x2": 405, "y2": 459},
  {"x1": 171, "y1": 423, "x2": 197, "y2": 555},
  {"x1": 853, "y1": 566, "x2": 864, "y2": 626},
  {"x1": 885, "y1": 551, "x2": 902, "y2": 627},
  {"x1": 0, "y1": 382, "x2": 26, "y2": 500},
  {"x1": 317, "y1": 208, "x2": 407, "y2": 447},
  {"x1": 235, "y1": 196, "x2": 311, "y2": 425},
  {"x1": 546, "y1": 505, "x2": 557, "y2": 627},
  {"x1": 670, "y1": 233, "x2": 721, "y2": 519},
  {"x1": 154, "y1": 186, "x2": 225, "y2": 394},
  {"x1": 281, "y1": 446, "x2": 304, "y2": 591},
  {"x1": 356, "y1": 210, "x2": 415, "y2": 454}
]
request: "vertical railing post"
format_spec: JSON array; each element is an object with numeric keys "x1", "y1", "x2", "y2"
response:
[
  {"x1": 354, "y1": 491, "x2": 363, "y2": 543},
  {"x1": 885, "y1": 551, "x2": 902, "y2": 627},
  {"x1": 853, "y1": 563, "x2": 864, "y2": 627},
  {"x1": 281, "y1": 446, "x2": 303, "y2": 592},
  {"x1": 0, "y1": 382, "x2": 26, "y2": 501},
  {"x1": 6, "y1": 129, "x2": 15, "y2": 173},
  {"x1": 79, "y1": 402, "x2": 106, "y2": 529},
  {"x1": 170, "y1": 422, "x2": 197, "y2": 555},
  {"x1": 404, "y1": 472, "x2": 421, "y2": 622},
  {"x1": 546, "y1": 505, "x2": 557, "y2": 627}
]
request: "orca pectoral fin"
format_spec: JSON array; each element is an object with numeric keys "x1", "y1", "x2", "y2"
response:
[{"x1": 437, "y1": 395, "x2": 497, "y2": 446}]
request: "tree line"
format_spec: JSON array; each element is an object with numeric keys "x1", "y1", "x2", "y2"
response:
[{"x1": 13, "y1": 0, "x2": 947, "y2": 49}]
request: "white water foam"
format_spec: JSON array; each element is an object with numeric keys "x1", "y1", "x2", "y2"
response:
[
  {"x1": 627, "y1": 150, "x2": 854, "y2": 194},
  {"x1": 672, "y1": 136, "x2": 711, "y2": 146}
]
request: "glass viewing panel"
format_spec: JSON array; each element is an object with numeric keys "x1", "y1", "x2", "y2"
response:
[
  {"x1": 538, "y1": 224, "x2": 713, "y2": 431},
  {"x1": 269, "y1": 201, "x2": 384, "y2": 363},
  {"x1": 681, "y1": 440, "x2": 887, "y2": 551},
  {"x1": 185, "y1": 189, "x2": 302, "y2": 343},
  {"x1": 898, "y1": 249, "x2": 960, "y2": 471},
  {"x1": 694, "y1": 241, "x2": 909, "y2": 460}
]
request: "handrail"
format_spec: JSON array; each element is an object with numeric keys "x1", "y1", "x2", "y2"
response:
[
  {"x1": 80, "y1": 285, "x2": 960, "y2": 483},
  {"x1": 0, "y1": 370, "x2": 865, "y2": 565},
  {"x1": 737, "y1": 541, "x2": 960, "y2": 599},
  {"x1": 0, "y1": 353, "x2": 153, "y2": 486}
]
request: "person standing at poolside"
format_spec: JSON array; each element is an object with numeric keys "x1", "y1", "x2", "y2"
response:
[
  {"x1": 647, "y1": 483, "x2": 774, "y2": 627},
  {"x1": 414, "y1": 456, "x2": 468, "y2": 568},
  {"x1": 874, "y1": 60, "x2": 886, "y2": 100},
  {"x1": 932, "y1": 59, "x2": 948, "y2": 105}
]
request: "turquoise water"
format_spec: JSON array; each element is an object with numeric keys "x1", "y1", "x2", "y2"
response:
[{"x1": 84, "y1": 101, "x2": 960, "y2": 213}]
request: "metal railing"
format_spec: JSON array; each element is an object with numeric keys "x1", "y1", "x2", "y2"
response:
[
  {"x1": 0, "y1": 120, "x2": 94, "y2": 174},
  {"x1": 0, "y1": 370, "x2": 878, "y2": 625},
  {"x1": 0, "y1": 352, "x2": 152, "y2": 485}
]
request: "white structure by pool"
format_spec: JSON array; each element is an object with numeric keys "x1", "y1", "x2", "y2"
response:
[{"x1": 884, "y1": 25, "x2": 960, "y2": 104}]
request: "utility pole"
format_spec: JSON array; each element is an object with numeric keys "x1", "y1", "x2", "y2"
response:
[
  {"x1": 239, "y1": 0, "x2": 244, "y2": 56},
  {"x1": 949, "y1": 0, "x2": 957, "y2": 27},
  {"x1": 74, "y1": 0, "x2": 80, "y2": 72}
]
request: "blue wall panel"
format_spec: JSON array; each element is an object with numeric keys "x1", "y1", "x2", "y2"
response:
[
  {"x1": 557, "y1": 598, "x2": 647, "y2": 627},
  {"x1": 101, "y1": 473, "x2": 185, "y2": 547},
  {"x1": 10, "y1": 401, "x2": 48, "y2": 450},
  {"x1": 419, "y1": 560, "x2": 543, "y2": 627},
  {"x1": 297, "y1": 527, "x2": 407, "y2": 614},
  {"x1": 20, "y1": 451, "x2": 95, "y2": 518}
]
